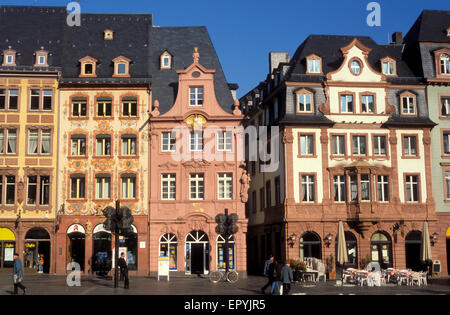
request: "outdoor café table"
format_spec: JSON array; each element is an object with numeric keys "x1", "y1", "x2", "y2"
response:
[{"x1": 300, "y1": 271, "x2": 318, "y2": 283}]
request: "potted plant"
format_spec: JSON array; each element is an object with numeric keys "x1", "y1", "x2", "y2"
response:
[
  {"x1": 288, "y1": 259, "x2": 307, "y2": 282},
  {"x1": 326, "y1": 254, "x2": 336, "y2": 280}
]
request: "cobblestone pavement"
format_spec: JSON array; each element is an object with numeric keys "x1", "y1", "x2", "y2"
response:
[{"x1": 1, "y1": 274, "x2": 449, "y2": 295}]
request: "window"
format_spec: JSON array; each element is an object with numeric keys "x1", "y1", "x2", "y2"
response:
[
  {"x1": 161, "y1": 132, "x2": 176, "y2": 152},
  {"x1": 361, "y1": 174, "x2": 371, "y2": 201},
  {"x1": 217, "y1": 131, "x2": 232, "y2": 152},
  {"x1": 301, "y1": 175, "x2": 315, "y2": 202},
  {"x1": 0, "y1": 130, "x2": 4, "y2": 154},
  {"x1": 113, "y1": 56, "x2": 131, "y2": 77},
  {"x1": 441, "y1": 97, "x2": 450, "y2": 116},
  {"x1": 104, "y1": 30, "x2": 114, "y2": 40},
  {"x1": 373, "y1": 136, "x2": 387, "y2": 156},
  {"x1": 340, "y1": 94, "x2": 354, "y2": 113},
  {"x1": 70, "y1": 175, "x2": 85, "y2": 199},
  {"x1": 403, "y1": 136, "x2": 417, "y2": 157},
  {"x1": 71, "y1": 135, "x2": 86, "y2": 156},
  {"x1": 332, "y1": 135, "x2": 346, "y2": 156},
  {"x1": 38, "y1": 56, "x2": 46, "y2": 65},
  {"x1": 259, "y1": 188, "x2": 265, "y2": 211},
  {"x1": 190, "y1": 131, "x2": 203, "y2": 152},
  {"x1": 117, "y1": 63, "x2": 127, "y2": 75},
  {"x1": 3, "y1": 48, "x2": 16, "y2": 66},
  {"x1": 27, "y1": 176, "x2": 37, "y2": 205},
  {"x1": 41, "y1": 130, "x2": 51, "y2": 154},
  {"x1": 7, "y1": 129, "x2": 17, "y2": 154},
  {"x1": 444, "y1": 132, "x2": 450, "y2": 155},
  {"x1": 299, "y1": 134, "x2": 314, "y2": 156},
  {"x1": 79, "y1": 56, "x2": 98, "y2": 77},
  {"x1": 95, "y1": 175, "x2": 111, "y2": 200},
  {"x1": 275, "y1": 177, "x2": 281, "y2": 206},
  {"x1": 350, "y1": 60, "x2": 361, "y2": 75},
  {"x1": 266, "y1": 181, "x2": 272, "y2": 207},
  {"x1": 334, "y1": 175, "x2": 346, "y2": 202},
  {"x1": 377, "y1": 176, "x2": 389, "y2": 202},
  {"x1": 350, "y1": 175, "x2": 358, "y2": 202},
  {"x1": 361, "y1": 95, "x2": 375, "y2": 113},
  {"x1": 8, "y1": 90, "x2": 18, "y2": 110},
  {"x1": 445, "y1": 171, "x2": 450, "y2": 200},
  {"x1": 121, "y1": 175, "x2": 136, "y2": 199},
  {"x1": 297, "y1": 92, "x2": 313, "y2": 113},
  {"x1": 0, "y1": 89, "x2": 5, "y2": 110},
  {"x1": 122, "y1": 135, "x2": 137, "y2": 156},
  {"x1": 352, "y1": 135, "x2": 367, "y2": 156},
  {"x1": 401, "y1": 93, "x2": 416, "y2": 115},
  {"x1": 40, "y1": 176, "x2": 50, "y2": 205},
  {"x1": 382, "y1": 60, "x2": 396, "y2": 75},
  {"x1": 161, "y1": 174, "x2": 176, "y2": 200},
  {"x1": 189, "y1": 174, "x2": 204, "y2": 200},
  {"x1": 43, "y1": 90, "x2": 52, "y2": 110},
  {"x1": 218, "y1": 173, "x2": 233, "y2": 200},
  {"x1": 308, "y1": 59, "x2": 321, "y2": 74},
  {"x1": 122, "y1": 98, "x2": 137, "y2": 117},
  {"x1": 84, "y1": 64, "x2": 93, "y2": 75},
  {"x1": 30, "y1": 90, "x2": 40, "y2": 110},
  {"x1": 97, "y1": 98, "x2": 112, "y2": 117},
  {"x1": 6, "y1": 176, "x2": 15, "y2": 205},
  {"x1": 28, "y1": 130, "x2": 39, "y2": 154},
  {"x1": 189, "y1": 87, "x2": 204, "y2": 106},
  {"x1": 96, "y1": 135, "x2": 111, "y2": 156},
  {"x1": 160, "y1": 52, "x2": 172, "y2": 69},
  {"x1": 441, "y1": 54, "x2": 450, "y2": 75},
  {"x1": 405, "y1": 175, "x2": 419, "y2": 202},
  {"x1": 6, "y1": 55, "x2": 13, "y2": 64},
  {"x1": 72, "y1": 98, "x2": 87, "y2": 117}
]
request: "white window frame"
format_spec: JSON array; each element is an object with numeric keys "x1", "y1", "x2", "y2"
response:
[
  {"x1": 161, "y1": 132, "x2": 176, "y2": 152},
  {"x1": 334, "y1": 175, "x2": 346, "y2": 203},
  {"x1": 361, "y1": 95, "x2": 375, "y2": 113},
  {"x1": 377, "y1": 175, "x2": 389, "y2": 202},
  {"x1": 301, "y1": 175, "x2": 315, "y2": 203},
  {"x1": 373, "y1": 136, "x2": 387, "y2": 156},
  {"x1": 405, "y1": 175, "x2": 419, "y2": 203},
  {"x1": 299, "y1": 135, "x2": 314, "y2": 156},
  {"x1": 161, "y1": 174, "x2": 176, "y2": 200},
  {"x1": 218, "y1": 173, "x2": 233, "y2": 200},
  {"x1": 297, "y1": 93, "x2": 312, "y2": 113},
  {"x1": 217, "y1": 131, "x2": 232, "y2": 152},
  {"x1": 340, "y1": 95, "x2": 354, "y2": 113},
  {"x1": 403, "y1": 136, "x2": 417, "y2": 156},
  {"x1": 382, "y1": 61, "x2": 395, "y2": 75},
  {"x1": 352, "y1": 136, "x2": 367, "y2": 156},
  {"x1": 190, "y1": 131, "x2": 203, "y2": 152},
  {"x1": 189, "y1": 173, "x2": 204, "y2": 200},
  {"x1": 332, "y1": 135, "x2": 346, "y2": 156},
  {"x1": 189, "y1": 87, "x2": 204, "y2": 106},
  {"x1": 441, "y1": 54, "x2": 450, "y2": 75},
  {"x1": 442, "y1": 97, "x2": 450, "y2": 116}
]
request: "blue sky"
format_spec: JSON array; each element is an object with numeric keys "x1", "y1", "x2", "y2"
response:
[{"x1": 1, "y1": 0, "x2": 450, "y2": 97}]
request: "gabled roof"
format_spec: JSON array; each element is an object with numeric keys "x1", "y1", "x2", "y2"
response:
[
  {"x1": 148, "y1": 26, "x2": 235, "y2": 115},
  {"x1": 285, "y1": 35, "x2": 418, "y2": 82}
]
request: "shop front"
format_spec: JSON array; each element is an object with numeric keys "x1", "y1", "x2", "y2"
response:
[
  {"x1": 24, "y1": 227, "x2": 51, "y2": 274},
  {"x1": 185, "y1": 230, "x2": 209, "y2": 275},
  {"x1": 0, "y1": 228, "x2": 16, "y2": 269},
  {"x1": 66, "y1": 224, "x2": 86, "y2": 271}
]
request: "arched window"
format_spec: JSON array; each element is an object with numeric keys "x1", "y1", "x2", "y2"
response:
[
  {"x1": 299, "y1": 232, "x2": 322, "y2": 260},
  {"x1": 92, "y1": 224, "x2": 112, "y2": 275},
  {"x1": 185, "y1": 231, "x2": 209, "y2": 275},
  {"x1": 370, "y1": 231, "x2": 393, "y2": 269},
  {"x1": 119, "y1": 225, "x2": 138, "y2": 270},
  {"x1": 159, "y1": 233, "x2": 178, "y2": 270}
]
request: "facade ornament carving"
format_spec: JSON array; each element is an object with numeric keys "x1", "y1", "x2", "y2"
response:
[
  {"x1": 282, "y1": 129, "x2": 294, "y2": 144},
  {"x1": 193, "y1": 47, "x2": 200, "y2": 64},
  {"x1": 150, "y1": 99, "x2": 160, "y2": 117},
  {"x1": 233, "y1": 99, "x2": 242, "y2": 116},
  {"x1": 239, "y1": 169, "x2": 251, "y2": 203}
]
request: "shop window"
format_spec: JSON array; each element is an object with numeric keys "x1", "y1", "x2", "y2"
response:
[
  {"x1": 217, "y1": 235, "x2": 235, "y2": 270},
  {"x1": 159, "y1": 233, "x2": 177, "y2": 270}
]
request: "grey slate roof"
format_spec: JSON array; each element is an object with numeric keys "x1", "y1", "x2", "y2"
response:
[{"x1": 148, "y1": 26, "x2": 235, "y2": 115}]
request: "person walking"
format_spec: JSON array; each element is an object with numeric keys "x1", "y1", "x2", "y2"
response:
[
  {"x1": 270, "y1": 261, "x2": 282, "y2": 295},
  {"x1": 261, "y1": 255, "x2": 274, "y2": 294},
  {"x1": 12, "y1": 253, "x2": 26, "y2": 295},
  {"x1": 280, "y1": 262, "x2": 294, "y2": 295},
  {"x1": 118, "y1": 252, "x2": 129, "y2": 289}
]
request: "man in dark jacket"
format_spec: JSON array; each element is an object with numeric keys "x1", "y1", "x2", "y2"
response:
[
  {"x1": 280, "y1": 262, "x2": 294, "y2": 295},
  {"x1": 118, "y1": 252, "x2": 129, "y2": 289},
  {"x1": 260, "y1": 255, "x2": 274, "y2": 294},
  {"x1": 12, "y1": 253, "x2": 26, "y2": 295},
  {"x1": 270, "y1": 261, "x2": 282, "y2": 295}
]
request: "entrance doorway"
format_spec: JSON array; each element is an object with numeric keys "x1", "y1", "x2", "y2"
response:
[
  {"x1": 185, "y1": 231, "x2": 209, "y2": 275},
  {"x1": 24, "y1": 228, "x2": 51, "y2": 274},
  {"x1": 405, "y1": 231, "x2": 423, "y2": 271},
  {"x1": 370, "y1": 231, "x2": 393, "y2": 269},
  {"x1": 92, "y1": 229, "x2": 112, "y2": 276},
  {"x1": 67, "y1": 224, "x2": 86, "y2": 271}
]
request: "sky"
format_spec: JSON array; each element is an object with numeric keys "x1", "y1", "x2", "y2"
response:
[{"x1": 1, "y1": 0, "x2": 450, "y2": 97}]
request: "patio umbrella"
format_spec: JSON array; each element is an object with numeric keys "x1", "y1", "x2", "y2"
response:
[
  {"x1": 421, "y1": 221, "x2": 432, "y2": 263},
  {"x1": 336, "y1": 221, "x2": 348, "y2": 281}
]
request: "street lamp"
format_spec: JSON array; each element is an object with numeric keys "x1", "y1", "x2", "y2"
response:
[
  {"x1": 430, "y1": 232, "x2": 438, "y2": 246},
  {"x1": 287, "y1": 234, "x2": 297, "y2": 248},
  {"x1": 324, "y1": 233, "x2": 333, "y2": 247}
]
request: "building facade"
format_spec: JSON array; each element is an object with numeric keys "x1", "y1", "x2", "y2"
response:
[
  {"x1": 403, "y1": 10, "x2": 450, "y2": 275},
  {"x1": 242, "y1": 32, "x2": 440, "y2": 275},
  {"x1": 147, "y1": 27, "x2": 247, "y2": 276},
  {"x1": 0, "y1": 6, "x2": 64, "y2": 273}
]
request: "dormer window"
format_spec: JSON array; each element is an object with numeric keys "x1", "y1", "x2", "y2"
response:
[
  {"x1": 349, "y1": 58, "x2": 362, "y2": 75},
  {"x1": 2, "y1": 47, "x2": 16, "y2": 66},
  {"x1": 160, "y1": 51, "x2": 172, "y2": 70},
  {"x1": 441, "y1": 54, "x2": 450, "y2": 75},
  {"x1": 104, "y1": 29, "x2": 114, "y2": 40},
  {"x1": 112, "y1": 56, "x2": 131, "y2": 77},
  {"x1": 306, "y1": 54, "x2": 322, "y2": 74},
  {"x1": 400, "y1": 91, "x2": 417, "y2": 116},
  {"x1": 34, "y1": 47, "x2": 49, "y2": 67},
  {"x1": 381, "y1": 57, "x2": 396, "y2": 76},
  {"x1": 79, "y1": 56, "x2": 98, "y2": 77}
]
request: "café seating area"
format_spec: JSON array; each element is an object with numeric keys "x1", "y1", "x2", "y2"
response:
[{"x1": 342, "y1": 266, "x2": 428, "y2": 287}]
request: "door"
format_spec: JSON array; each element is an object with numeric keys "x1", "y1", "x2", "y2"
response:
[
  {"x1": 68, "y1": 232, "x2": 85, "y2": 271},
  {"x1": 191, "y1": 243, "x2": 204, "y2": 274},
  {"x1": 38, "y1": 241, "x2": 51, "y2": 274}
]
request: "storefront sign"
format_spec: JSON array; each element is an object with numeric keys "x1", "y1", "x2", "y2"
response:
[
  {"x1": 4, "y1": 247, "x2": 14, "y2": 262},
  {"x1": 158, "y1": 256, "x2": 170, "y2": 281},
  {"x1": 67, "y1": 224, "x2": 86, "y2": 234}
]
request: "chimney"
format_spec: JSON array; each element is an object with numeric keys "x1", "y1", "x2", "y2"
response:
[
  {"x1": 269, "y1": 52, "x2": 290, "y2": 75},
  {"x1": 391, "y1": 32, "x2": 403, "y2": 45}
]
